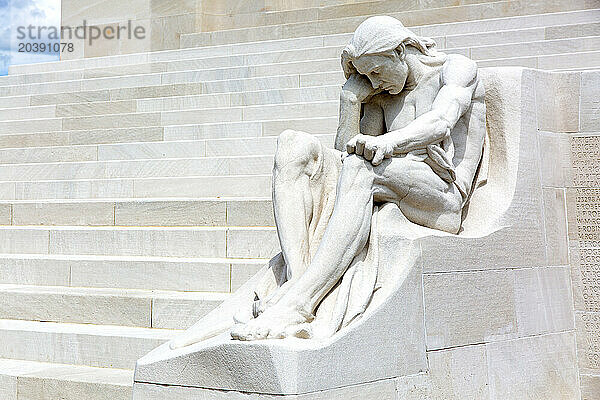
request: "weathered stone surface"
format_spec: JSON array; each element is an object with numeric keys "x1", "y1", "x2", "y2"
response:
[
  {"x1": 151, "y1": 293, "x2": 228, "y2": 330},
  {"x1": 226, "y1": 199, "x2": 274, "y2": 226},
  {"x1": 396, "y1": 346, "x2": 490, "y2": 399},
  {"x1": 13, "y1": 202, "x2": 114, "y2": 226},
  {"x1": 133, "y1": 378, "x2": 397, "y2": 399},
  {"x1": 48, "y1": 227, "x2": 228, "y2": 257},
  {"x1": 581, "y1": 374, "x2": 600, "y2": 400},
  {"x1": 0, "y1": 320, "x2": 172, "y2": 369},
  {"x1": 0, "y1": 203, "x2": 11, "y2": 225},
  {"x1": 543, "y1": 188, "x2": 569, "y2": 265},
  {"x1": 0, "y1": 256, "x2": 70, "y2": 287},
  {"x1": 0, "y1": 286, "x2": 152, "y2": 327},
  {"x1": 485, "y1": 332, "x2": 579, "y2": 399},
  {"x1": 424, "y1": 267, "x2": 574, "y2": 350},
  {"x1": 581, "y1": 72, "x2": 600, "y2": 132},
  {"x1": 397, "y1": 332, "x2": 580, "y2": 399},
  {"x1": 569, "y1": 135, "x2": 600, "y2": 188},
  {"x1": 536, "y1": 71, "x2": 580, "y2": 133},
  {"x1": 538, "y1": 131, "x2": 572, "y2": 188},
  {"x1": 115, "y1": 200, "x2": 226, "y2": 226},
  {"x1": 576, "y1": 312, "x2": 600, "y2": 375},
  {"x1": 545, "y1": 21, "x2": 600, "y2": 40}
]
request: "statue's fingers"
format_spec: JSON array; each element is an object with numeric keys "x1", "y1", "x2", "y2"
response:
[
  {"x1": 363, "y1": 146, "x2": 374, "y2": 160},
  {"x1": 372, "y1": 149, "x2": 386, "y2": 166},
  {"x1": 355, "y1": 140, "x2": 365, "y2": 156},
  {"x1": 346, "y1": 141, "x2": 356, "y2": 154}
]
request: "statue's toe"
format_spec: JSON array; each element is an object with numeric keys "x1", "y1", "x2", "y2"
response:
[
  {"x1": 230, "y1": 323, "x2": 246, "y2": 340},
  {"x1": 284, "y1": 323, "x2": 312, "y2": 339},
  {"x1": 230, "y1": 321, "x2": 270, "y2": 341}
]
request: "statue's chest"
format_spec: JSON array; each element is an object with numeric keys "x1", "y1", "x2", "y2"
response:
[{"x1": 382, "y1": 75, "x2": 441, "y2": 131}]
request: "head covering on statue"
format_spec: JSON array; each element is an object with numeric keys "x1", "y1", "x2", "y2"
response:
[{"x1": 341, "y1": 16, "x2": 440, "y2": 79}]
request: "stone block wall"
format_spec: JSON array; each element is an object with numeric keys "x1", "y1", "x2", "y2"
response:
[
  {"x1": 400, "y1": 68, "x2": 585, "y2": 400},
  {"x1": 529, "y1": 69, "x2": 600, "y2": 400},
  {"x1": 559, "y1": 71, "x2": 600, "y2": 400},
  {"x1": 60, "y1": 0, "x2": 203, "y2": 59}
]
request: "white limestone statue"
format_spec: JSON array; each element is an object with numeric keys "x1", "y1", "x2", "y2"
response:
[{"x1": 169, "y1": 15, "x2": 485, "y2": 348}]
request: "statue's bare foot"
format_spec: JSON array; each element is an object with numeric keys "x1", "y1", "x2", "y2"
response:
[
  {"x1": 254, "y1": 279, "x2": 298, "y2": 317},
  {"x1": 230, "y1": 301, "x2": 312, "y2": 340}
]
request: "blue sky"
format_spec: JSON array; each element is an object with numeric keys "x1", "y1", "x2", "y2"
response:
[{"x1": 0, "y1": 0, "x2": 61, "y2": 75}]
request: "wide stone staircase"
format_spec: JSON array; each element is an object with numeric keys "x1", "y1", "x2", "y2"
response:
[{"x1": 0, "y1": 0, "x2": 598, "y2": 398}]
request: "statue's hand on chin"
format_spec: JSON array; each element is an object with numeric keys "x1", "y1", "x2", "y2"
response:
[{"x1": 341, "y1": 73, "x2": 381, "y2": 103}]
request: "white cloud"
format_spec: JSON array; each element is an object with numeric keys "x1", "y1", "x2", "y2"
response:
[{"x1": 0, "y1": 0, "x2": 61, "y2": 71}]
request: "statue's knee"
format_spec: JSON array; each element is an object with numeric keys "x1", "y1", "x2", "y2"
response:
[
  {"x1": 341, "y1": 155, "x2": 368, "y2": 174},
  {"x1": 274, "y1": 130, "x2": 320, "y2": 172},
  {"x1": 339, "y1": 155, "x2": 373, "y2": 188}
]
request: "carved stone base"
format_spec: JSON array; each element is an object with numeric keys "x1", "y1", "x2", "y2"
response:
[{"x1": 135, "y1": 205, "x2": 427, "y2": 394}]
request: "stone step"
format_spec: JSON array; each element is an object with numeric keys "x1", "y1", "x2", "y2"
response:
[
  {"x1": 552, "y1": 66, "x2": 600, "y2": 72},
  {"x1": 6, "y1": 8, "x2": 598, "y2": 76},
  {"x1": 0, "y1": 85, "x2": 339, "y2": 120},
  {"x1": 0, "y1": 174, "x2": 273, "y2": 200},
  {"x1": 0, "y1": 134, "x2": 333, "y2": 164},
  {"x1": 0, "y1": 99, "x2": 339, "y2": 132},
  {"x1": 3, "y1": 35, "x2": 599, "y2": 99},
  {"x1": 0, "y1": 155, "x2": 276, "y2": 181},
  {"x1": 0, "y1": 319, "x2": 173, "y2": 369},
  {"x1": 9, "y1": 53, "x2": 150, "y2": 75},
  {"x1": 0, "y1": 254, "x2": 265, "y2": 292},
  {"x1": 3, "y1": 20, "x2": 598, "y2": 87},
  {"x1": 0, "y1": 95, "x2": 29, "y2": 109},
  {"x1": 0, "y1": 46, "x2": 595, "y2": 130},
  {"x1": 199, "y1": 0, "x2": 510, "y2": 31},
  {"x1": 0, "y1": 85, "x2": 339, "y2": 119},
  {"x1": 539, "y1": 50, "x2": 600, "y2": 71},
  {"x1": 34, "y1": 83, "x2": 204, "y2": 105},
  {"x1": 0, "y1": 69, "x2": 337, "y2": 99},
  {"x1": 0, "y1": 226, "x2": 279, "y2": 259},
  {"x1": 181, "y1": 1, "x2": 599, "y2": 47},
  {"x1": 0, "y1": 83, "x2": 204, "y2": 109},
  {"x1": 1, "y1": 197, "x2": 275, "y2": 227},
  {"x1": 477, "y1": 49, "x2": 600, "y2": 70},
  {"x1": 0, "y1": 116, "x2": 337, "y2": 149},
  {"x1": 0, "y1": 27, "x2": 591, "y2": 93},
  {"x1": 137, "y1": 85, "x2": 341, "y2": 112},
  {"x1": 443, "y1": 21, "x2": 600, "y2": 48},
  {"x1": 0, "y1": 105, "x2": 56, "y2": 121},
  {"x1": 0, "y1": 358, "x2": 132, "y2": 400},
  {"x1": 0, "y1": 67, "x2": 328, "y2": 97},
  {"x1": 418, "y1": 8, "x2": 599, "y2": 37},
  {"x1": 2, "y1": 48, "x2": 343, "y2": 87},
  {"x1": 207, "y1": 0, "x2": 595, "y2": 31},
  {"x1": 468, "y1": 35, "x2": 600, "y2": 60},
  {"x1": 0, "y1": 82, "x2": 203, "y2": 102},
  {"x1": 0, "y1": 285, "x2": 228, "y2": 329},
  {"x1": 0, "y1": 127, "x2": 165, "y2": 149}
]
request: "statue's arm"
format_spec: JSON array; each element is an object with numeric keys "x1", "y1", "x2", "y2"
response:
[
  {"x1": 335, "y1": 74, "x2": 381, "y2": 151},
  {"x1": 385, "y1": 55, "x2": 478, "y2": 154},
  {"x1": 360, "y1": 103, "x2": 385, "y2": 137},
  {"x1": 347, "y1": 56, "x2": 479, "y2": 165}
]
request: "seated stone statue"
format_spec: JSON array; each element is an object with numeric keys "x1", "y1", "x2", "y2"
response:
[
  {"x1": 170, "y1": 15, "x2": 486, "y2": 347},
  {"x1": 229, "y1": 15, "x2": 486, "y2": 341}
]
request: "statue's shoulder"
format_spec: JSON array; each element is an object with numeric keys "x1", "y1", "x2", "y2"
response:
[{"x1": 440, "y1": 53, "x2": 478, "y2": 88}]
